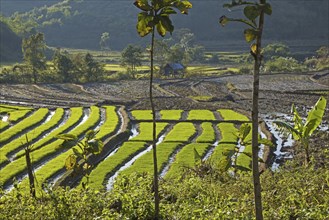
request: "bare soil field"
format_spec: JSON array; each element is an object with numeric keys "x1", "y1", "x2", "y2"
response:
[{"x1": 1, "y1": 71, "x2": 328, "y2": 119}]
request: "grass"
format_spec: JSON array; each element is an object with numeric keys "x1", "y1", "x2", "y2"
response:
[
  {"x1": 0, "y1": 108, "x2": 64, "y2": 166},
  {"x1": 131, "y1": 110, "x2": 153, "y2": 120},
  {"x1": 187, "y1": 110, "x2": 216, "y2": 120},
  {"x1": 164, "y1": 123, "x2": 196, "y2": 143},
  {"x1": 0, "y1": 107, "x2": 85, "y2": 186},
  {"x1": 0, "y1": 108, "x2": 49, "y2": 146},
  {"x1": 129, "y1": 122, "x2": 168, "y2": 142},
  {"x1": 87, "y1": 141, "x2": 148, "y2": 190},
  {"x1": 189, "y1": 96, "x2": 213, "y2": 102},
  {"x1": 160, "y1": 110, "x2": 183, "y2": 120},
  {"x1": 120, "y1": 142, "x2": 182, "y2": 177},
  {"x1": 165, "y1": 143, "x2": 211, "y2": 179},
  {"x1": 196, "y1": 122, "x2": 216, "y2": 143}
]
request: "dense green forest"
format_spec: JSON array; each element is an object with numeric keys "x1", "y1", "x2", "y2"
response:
[{"x1": 1, "y1": 0, "x2": 328, "y2": 55}]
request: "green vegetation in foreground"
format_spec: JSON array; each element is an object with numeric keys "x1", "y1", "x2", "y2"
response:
[
  {"x1": 129, "y1": 122, "x2": 168, "y2": 142},
  {"x1": 196, "y1": 122, "x2": 216, "y2": 143},
  {"x1": 164, "y1": 123, "x2": 196, "y2": 143},
  {"x1": 187, "y1": 110, "x2": 216, "y2": 120},
  {"x1": 2, "y1": 161, "x2": 327, "y2": 219},
  {"x1": 160, "y1": 110, "x2": 183, "y2": 120},
  {"x1": 0, "y1": 107, "x2": 84, "y2": 187},
  {"x1": 18, "y1": 106, "x2": 101, "y2": 194},
  {"x1": 87, "y1": 141, "x2": 148, "y2": 190},
  {"x1": 0, "y1": 108, "x2": 49, "y2": 145},
  {"x1": 165, "y1": 143, "x2": 211, "y2": 179},
  {"x1": 131, "y1": 110, "x2": 152, "y2": 120},
  {"x1": 0, "y1": 108, "x2": 64, "y2": 166},
  {"x1": 120, "y1": 142, "x2": 182, "y2": 177}
]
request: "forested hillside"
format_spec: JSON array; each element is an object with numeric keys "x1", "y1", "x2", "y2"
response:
[
  {"x1": 0, "y1": 21, "x2": 22, "y2": 62},
  {"x1": 0, "y1": 0, "x2": 328, "y2": 51}
]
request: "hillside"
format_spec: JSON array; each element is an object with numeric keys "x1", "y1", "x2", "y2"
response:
[
  {"x1": 0, "y1": 0, "x2": 328, "y2": 51},
  {"x1": 0, "y1": 21, "x2": 22, "y2": 62}
]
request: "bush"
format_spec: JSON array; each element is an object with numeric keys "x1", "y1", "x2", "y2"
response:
[{"x1": 264, "y1": 56, "x2": 307, "y2": 73}]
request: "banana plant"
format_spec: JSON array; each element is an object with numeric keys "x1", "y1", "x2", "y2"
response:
[
  {"x1": 274, "y1": 96, "x2": 327, "y2": 165},
  {"x1": 134, "y1": 0, "x2": 191, "y2": 218},
  {"x1": 220, "y1": 123, "x2": 273, "y2": 173},
  {"x1": 57, "y1": 130, "x2": 103, "y2": 189},
  {"x1": 219, "y1": 1, "x2": 272, "y2": 219}
]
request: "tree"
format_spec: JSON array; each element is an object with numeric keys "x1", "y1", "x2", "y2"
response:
[
  {"x1": 263, "y1": 42, "x2": 290, "y2": 60},
  {"x1": 100, "y1": 32, "x2": 110, "y2": 53},
  {"x1": 83, "y1": 53, "x2": 104, "y2": 82},
  {"x1": 22, "y1": 32, "x2": 46, "y2": 83},
  {"x1": 220, "y1": 1, "x2": 272, "y2": 219},
  {"x1": 52, "y1": 48, "x2": 74, "y2": 82},
  {"x1": 121, "y1": 44, "x2": 143, "y2": 79},
  {"x1": 134, "y1": 0, "x2": 192, "y2": 218},
  {"x1": 274, "y1": 96, "x2": 327, "y2": 165}
]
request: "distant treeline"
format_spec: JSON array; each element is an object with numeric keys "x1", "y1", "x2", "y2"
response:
[{"x1": 0, "y1": 0, "x2": 328, "y2": 51}]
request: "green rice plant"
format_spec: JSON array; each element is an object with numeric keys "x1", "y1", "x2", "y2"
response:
[
  {"x1": 15, "y1": 107, "x2": 84, "y2": 158},
  {"x1": 0, "y1": 105, "x2": 32, "y2": 114},
  {"x1": 131, "y1": 110, "x2": 153, "y2": 120},
  {"x1": 129, "y1": 122, "x2": 168, "y2": 142},
  {"x1": 121, "y1": 142, "x2": 182, "y2": 177},
  {"x1": 196, "y1": 122, "x2": 216, "y2": 143},
  {"x1": 165, "y1": 143, "x2": 211, "y2": 179},
  {"x1": 86, "y1": 141, "x2": 148, "y2": 190},
  {"x1": 164, "y1": 123, "x2": 196, "y2": 143},
  {"x1": 95, "y1": 106, "x2": 119, "y2": 140},
  {"x1": 218, "y1": 109, "x2": 249, "y2": 121},
  {"x1": 187, "y1": 110, "x2": 215, "y2": 120},
  {"x1": 0, "y1": 108, "x2": 64, "y2": 166},
  {"x1": 8, "y1": 110, "x2": 32, "y2": 123},
  {"x1": 0, "y1": 108, "x2": 84, "y2": 186},
  {"x1": 18, "y1": 106, "x2": 101, "y2": 193},
  {"x1": 210, "y1": 123, "x2": 238, "y2": 162},
  {"x1": 0, "y1": 108, "x2": 49, "y2": 145},
  {"x1": 160, "y1": 110, "x2": 183, "y2": 120}
]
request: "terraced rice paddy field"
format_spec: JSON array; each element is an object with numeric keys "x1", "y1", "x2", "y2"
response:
[
  {"x1": 0, "y1": 105, "x2": 256, "y2": 192},
  {"x1": 0, "y1": 71, "x2": 328, "y2": 192}
]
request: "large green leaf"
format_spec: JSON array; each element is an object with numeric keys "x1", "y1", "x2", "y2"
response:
[
  {"x1": 160, "y1": 7, "x2": 177, "y2": 15},
  {"x1": 87, "y1": 139, "x2": 104, "y2": 154},
  {"x1": 65, "y1": 154, "x2": 77, "y2": 170},
  {"x1": 264, "y1": 3, "x2": 272, "y2": 15},
  {"x1": 238, "y1": 123, "x2": 251, "y2": 143},
  {"x1": 134, "y1": 0, "x2": 152, "y2": 11},
  {"x1": 136, "y1": 12, "x2": 153, "y2": 37},
  {"x1": 244, "y1": 5, "x2": 260, "y2": 21},
  {"x1": 273, "y1": 120, "x2": 301, "y2": 141},
  {"x1": 244, "y1": 28, "x2": 258, "y2": 42},
  {"x1": 173, "y1": 0, "x2": 192, "y2": 14},
  {"x1": 159, "y1": 15, "x2": 174, "y2": 34},
  {"x1": 303, "y1": 96, "x2": 327, "y2": 137}
]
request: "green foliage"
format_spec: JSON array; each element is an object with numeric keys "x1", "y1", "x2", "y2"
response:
[
  {"x1": 22, "y1": 32, "x2": 47, "y2": 83},
  {"x1": 120, "y1": 44, "x2": 143, "y2": 79},
  {"x1": 264, "y1": 56, "x2": 307, "y2": 73},
  {"x1": 274, "y1": 96, "x2": 327, "y2": 165},
  {"x1": 52, "y1": 48, "x2": 75, "y2": 82},
  {"x1": 262, "y1": 42, "x2": 290, "y2": 60},
  {"x1": 134, "y1": 0, "x2": 192, "y2": 37}
]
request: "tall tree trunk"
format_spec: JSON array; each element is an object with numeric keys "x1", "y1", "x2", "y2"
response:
[
  {"x1": 252, "y1": 2, "x2": 265, "y2": 219},
  {"x1": 25, "y1": 147, "x2": 36, "y2": 198},
  {"x1": 150, "y1": 28, "x2": 159, "y2": 219}
]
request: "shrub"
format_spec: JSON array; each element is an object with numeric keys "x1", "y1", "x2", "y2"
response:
[{"x1": 264, "y1": 57, "x2": 307, "y2": 73}]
